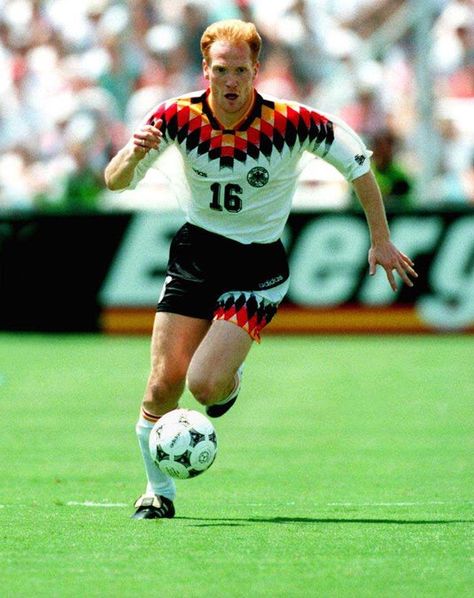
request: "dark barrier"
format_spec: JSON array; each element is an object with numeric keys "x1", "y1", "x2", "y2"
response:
[
  {"x1": 0, "y1": 214, "x2": 129, "y2": 331},
  {"x1": 1, "y1": 209, "x2": 473, "y2": 333}
]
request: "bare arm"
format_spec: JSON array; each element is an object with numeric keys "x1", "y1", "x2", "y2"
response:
[
  {"x1": 352, "y1": 170, "x2": 418, "y2": 291},
  {"x1": 104, "y1": 121, "x2": 163, "y2": 191}
]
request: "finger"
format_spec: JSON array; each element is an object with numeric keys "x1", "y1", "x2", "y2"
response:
[
  {"x1": 134, "y1": 127, "x2": 161, "y2": 140},
  {"x1": 133, "y1": 135, "x2": 160, "y2": 152},
  {"x1": 395, "y1": 257, "x2": 418, "y2": 282},
  {"x1": 133, "y1": 136, "x2": 148, "y2": 148},
  {"x1": 404, "y1": 263, "x2": 418, "y2": 278},
  {"x1": 133, "y1": 133, "x2": 147, "y2": 144},
  {"x1": 400, "y1": 252, "x2": 415, "y2": 266},
  {"x1": 145, "y1": 125, "x2": 162, "y2": 135},
  {"x1": 368, "y1": 251, "x2": 377, "y2": 276},
  {"x1": 132, "y1": 138, "x2": 149, "y2": 154},
  {"x1": 148, "y1": 133, "x2": 162, "y2": 147},
  {"x1": 134, "y1": 132, "x2": 161, "y2": 148},
  {"x1": 385, "y1": 268, "x2": 397, "y2": 292},
  {"x1": 395, "y1": 264, "x2": 414, "y2": 287},
  {"x1": 399, "y1": 255, "x2": 418, "y2": 277}
]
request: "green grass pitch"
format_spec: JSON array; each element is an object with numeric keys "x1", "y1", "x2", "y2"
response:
[{"x1": 0, "y1": 333, "x2": 472, "y2": 597}]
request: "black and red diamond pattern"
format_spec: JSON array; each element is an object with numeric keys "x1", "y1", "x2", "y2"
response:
[
  {"x1": 147, "y1": 92, "x2": 334, "y2": 170},
  {"x1": 213, "y1": 292, "x2": 278, "y2": 342}
]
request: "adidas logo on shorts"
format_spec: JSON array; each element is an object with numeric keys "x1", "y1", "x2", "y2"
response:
[{"x1": 258, "y1": 275, "x2": 284, "y2": 289}]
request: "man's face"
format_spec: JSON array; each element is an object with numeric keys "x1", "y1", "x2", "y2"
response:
[{"x1": 203, "y1": 40, "x2": 259, "y2": 120}]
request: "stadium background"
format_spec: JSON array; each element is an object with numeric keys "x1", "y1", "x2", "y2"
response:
[{"x1": 0, "y1": 0, "x2": 473, "y2": 334}]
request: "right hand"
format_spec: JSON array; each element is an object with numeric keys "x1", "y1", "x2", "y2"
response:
[{"x1": 131, "y1": 119, "x2": 163, "y2": 158}]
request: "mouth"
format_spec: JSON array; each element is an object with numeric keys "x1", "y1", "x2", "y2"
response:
[{"x1": 224, "y1": 93, "x2": 238, "y2": 101}]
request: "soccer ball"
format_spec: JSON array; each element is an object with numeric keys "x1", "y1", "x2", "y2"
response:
[{"x1": 149, "y1": 408, "x2": 217, "y2": 479}]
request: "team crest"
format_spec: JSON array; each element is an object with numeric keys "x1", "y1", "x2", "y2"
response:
[{"x1": 247, "y1": 167, "x2": 269, "y2": 188}]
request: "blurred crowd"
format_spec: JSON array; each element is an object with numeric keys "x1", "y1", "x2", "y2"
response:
[{"x1": 0, "y1": 0, "x2": 473, "y2": 212}]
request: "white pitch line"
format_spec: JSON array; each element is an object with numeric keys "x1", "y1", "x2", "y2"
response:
[
  {"x1": 246, "y1": 500, "x2": 474, "y2": 508},
  {"x1": 67, "y1": 501, "x2": 128, "y2": 508},
  {"x1": 327, "y1": 500, "x2": 474, "y2": 507}
]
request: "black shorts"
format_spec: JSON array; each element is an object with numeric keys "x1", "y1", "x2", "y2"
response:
[{"x1": 157, "y1": 223, "x2": 290, "y2": 340}]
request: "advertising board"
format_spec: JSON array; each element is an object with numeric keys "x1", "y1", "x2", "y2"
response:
[{"x1": 1, "y1": 210, "x2": 472, "y2": 334}]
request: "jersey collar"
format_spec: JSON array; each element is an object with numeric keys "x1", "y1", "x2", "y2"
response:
[{"x1": 202, "y1": 88, "x2": 262, "y2": 132}]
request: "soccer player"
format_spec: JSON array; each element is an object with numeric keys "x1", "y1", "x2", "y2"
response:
[{"x1": 104, "y1": 20, "x2": 418, "y2": 519}]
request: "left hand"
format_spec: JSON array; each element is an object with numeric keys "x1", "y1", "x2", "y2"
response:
[{"x1": 368, "y1": 242, "x2": 418, "y2": 291}]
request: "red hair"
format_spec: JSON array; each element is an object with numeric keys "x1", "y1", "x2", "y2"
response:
[{"x1": 200, "y1": 19, "x2": 262, "y2": 64}]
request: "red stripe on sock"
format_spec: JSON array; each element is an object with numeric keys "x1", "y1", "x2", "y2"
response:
[{"x1": 141, "y1": 407, "x2": 161, "y2": 423}]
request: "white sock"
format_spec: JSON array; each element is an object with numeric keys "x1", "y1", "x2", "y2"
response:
[
  {"x1": 215, "y1": 364, "x2": 244, "y2": 405},
  {"x1": 136, "y1": 415, "x2": 176, "y2": 501}
]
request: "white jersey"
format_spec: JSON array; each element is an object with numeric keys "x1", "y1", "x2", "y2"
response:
[{"x1": 125, "y1": 89, "x2": 372, "y2": 244}]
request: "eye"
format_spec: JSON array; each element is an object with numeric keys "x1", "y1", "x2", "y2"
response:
[
  {"x1": 237, "y1": 67, "x2": 247, "y2": 74},
  {"x1": 215, "y1": 66, "x2": 226, "y2": 74}
]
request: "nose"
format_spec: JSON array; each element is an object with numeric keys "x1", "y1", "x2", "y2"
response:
[{"x1": 225, "y1": 74, "x2": 238, "y2": 88}]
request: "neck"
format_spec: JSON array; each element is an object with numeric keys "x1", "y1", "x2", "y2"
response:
[{"x1": 208, "y1": 90, "x2": 255, "y2": 129}]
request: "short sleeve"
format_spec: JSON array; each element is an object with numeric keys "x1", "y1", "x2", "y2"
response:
[{"x1": 308, "y1": 111, "x2": 372, "y2": 182}]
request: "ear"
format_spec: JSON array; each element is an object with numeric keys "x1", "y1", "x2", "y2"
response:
[
  {"x1": 203, "y1": 59, "x2": 210, "y2": 80},
  {"x1": 253, "y1": 61, "x2": 260, "y2": 79}
]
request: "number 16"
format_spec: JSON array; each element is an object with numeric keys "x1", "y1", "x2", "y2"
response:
[{"x1": 209, "y1": 183, "x2": 243, "y2": 213}]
